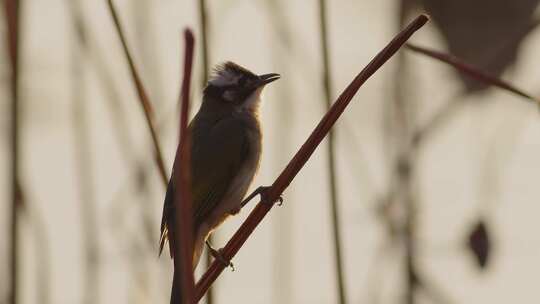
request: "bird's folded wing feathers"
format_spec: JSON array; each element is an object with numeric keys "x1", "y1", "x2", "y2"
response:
[
  {"x1": 159, "y1": 117, "x2": 248, "y2": 257},
  {"x1": 192, "y1": 117, "x2": 248, "y2": 225}
]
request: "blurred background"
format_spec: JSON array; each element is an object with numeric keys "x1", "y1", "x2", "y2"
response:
[{"x1": 2, "y1": 0, "x2": 540, "y2": 303}]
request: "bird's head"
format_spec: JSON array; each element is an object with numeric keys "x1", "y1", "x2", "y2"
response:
[{"x1": 202, "y1": 61, "x2": 280, "y2": 113}]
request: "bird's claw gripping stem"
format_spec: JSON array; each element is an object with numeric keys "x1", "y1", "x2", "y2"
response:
[
  {"x1": 206, "y1": 241, "x2": 235, "y2": 271},
  {"x1": 240, "y1": 186, "x2": 284, "y2": 208},
  {"x1": 275, "y1": 196, "x2": 284, "y2": 206}
]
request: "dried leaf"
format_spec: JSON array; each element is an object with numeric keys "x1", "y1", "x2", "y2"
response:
[
  {"x1": 418, "y1": 0, "x2": 540, "y2": 92},
  {"x1": 467, "y1": 220, "x2": 491, "y2": 269}
]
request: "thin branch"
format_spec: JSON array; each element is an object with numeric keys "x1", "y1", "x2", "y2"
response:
[
  {"x1": 195, "y1": 14, "x2": 429, "y2": 301},
  {"x1": 407, "y1": 43, "x2": 540, "y2": 149},
  {"x1": 106, "y1": 0, "x2": 169, "y2": 186},
  {"x1": 318, "y1": 0, "x2": 347, "y2": 303},
  {"x1": 406, "y1": 43, "x2": 539, "y2": 103},
  {"x1": 170, "y1": 29, "x2": 196, "y2": 304},
  {"x1": 4, "y1": 1, "x2": 21, "y2": 303}
]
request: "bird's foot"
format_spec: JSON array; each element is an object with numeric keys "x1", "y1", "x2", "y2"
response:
[
  {"x1": 205, "y1": 241, "x2": 235, "y2": 271},
  {"x1": 240, "y1": 186, "x2": 284, "y2": 208}
]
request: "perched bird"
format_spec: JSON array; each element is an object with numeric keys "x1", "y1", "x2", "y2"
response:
[{"x1": 159, "y1": 61, "x2": 280, "y2": 270}]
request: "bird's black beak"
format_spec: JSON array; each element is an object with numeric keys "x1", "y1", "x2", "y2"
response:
[{"x1": 256, "y1": 73, "x2": 280, "y2": 87}]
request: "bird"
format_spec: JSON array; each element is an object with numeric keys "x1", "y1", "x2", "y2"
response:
[{"x1": 159, "y1": 61, "x2": 280, "y2": 271}]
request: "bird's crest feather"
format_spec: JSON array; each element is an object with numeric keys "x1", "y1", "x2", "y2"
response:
[{"x1": 208, "y1": 61, "x2": 256, "y2": 87}]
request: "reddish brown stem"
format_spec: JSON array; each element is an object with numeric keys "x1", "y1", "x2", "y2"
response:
[
  {"x1": 406, "y1": 43, "x2": 538, "y2": 103},
  {"x1": 5, "y1": 1, "x2": 21, "y2": 304},
  {"x1": 171, "y1": 29, "x2": 196, "y2": 304},
  {"x1": 106, "y1": 0, "x2": 169, "y2": 186},
  {"x1": 196, "y1": 1, "x2": 215, "y2": 302},
  {"x1": 194, "y1": 14, "x2": 429, "y2": 302}
]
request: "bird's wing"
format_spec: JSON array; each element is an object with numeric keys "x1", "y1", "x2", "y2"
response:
[
  {"x1": 159, "y1": 117, "x2": 248, "y2": 257},
  {"x1": 191, "y1": 117, "x2": 249, "y2": 226}
]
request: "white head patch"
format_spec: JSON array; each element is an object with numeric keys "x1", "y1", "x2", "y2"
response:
[
  {"x1": 208, "y1": 69, "x2": 242, "y2": 87},
  {"x1": 208, "y1": 61, "x2": 257, "y2": 87}
]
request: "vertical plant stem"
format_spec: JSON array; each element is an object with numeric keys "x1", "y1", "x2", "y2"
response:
[
  {"x1": 263, "y1": 1, "x2": 295, "y2": 301},
  {"x1": 28, "y1": 204, "x2": 51, "y2": 304},
  {"x1": 131, "y1": 0, "x2": 164, "y2": 106},
  {"x1": 69, "y1": 3, "x2": 100, "y2": 304},
  {"x1": 317, "y1": 1, "x2": 347, "y2": 303},
  {"x1": 4, "y1": 1, "x2": 21, "y2": 303},
  {"x1": 198, "y1": 0, "x2": 209, "y2": 88},
  {"x1": 170, "y1": 29, "x2": 196, "y2": 304},
  {"x1": 197, "y1": 1, "x2": 215, "y2": 303},
  {"x1": 126, "y1": 2, "x2": 159, "y2": 296},
  {"x1": 395, "y1": 2, "x2": 418, "y2": 304}
]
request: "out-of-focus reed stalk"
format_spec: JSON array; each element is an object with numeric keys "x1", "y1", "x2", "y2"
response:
[
  {"x1": 262, "y1": 0, "x2": 296, "y2": 301},
  {"x1": 132, "y1": 0, "x2": 164, "y2": 108},
  {"x1": 67, "y1": 1, "x2": 158, "y2": 251},
  {"x1": 389, "y1": 3, "x2": 422, "y2": 304},
  {"x1": 68, "y1": 7, "x2": 140, "y2": 169},
  {"x1": 195, "y1": 15, "x2": 429, "y2": 302},
  {"x1": 130, "y1": 0, "x2": 163, "y2": 250},
  {"x1": 4, "y1": 1, "x2": 21, "y2": 303},
  {"x1": 195, "y1": 1, "x2": 216, "y2": 302},
  {"x1": 198, "y1": 0, "x2": 209, "y2": 88},
  {"x1": 67, "y1": 10, "x2": 158, "y2": 298},
  {"x1": 28, "y1": 202, "x2": 51, "y2": 304},
  {"x1": 170, "y1": 29, "x2": 196, "y2": 304},
  {"x1": 107, "y1": 0, "x2": 169, "y2": 187},
  {"x1": 317, "y1": 1, "x2": 347, "y2": 303},
  {"x1": 68, "y1": 2, "x2": 100, "y2": 304}
]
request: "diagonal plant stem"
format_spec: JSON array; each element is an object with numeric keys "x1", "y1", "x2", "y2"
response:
[
  {"x1": 4, "y1": 1, "x2": 21, "y2": 303},
  {"x1": 106, "y1": 0, "x2": 168, "y2": 187},
  {"x1": 406, "y1": 43, "x2": 539, "y2": 103},
  {"x1": 318, "y1": 0, "x2": 347, "y2": 303},
  {"x1": 170, "y1": 29, "x2": 196, "y2": 304},
  {"x1": 194, "y1": 14, "x2": 429, "y2": 302}
]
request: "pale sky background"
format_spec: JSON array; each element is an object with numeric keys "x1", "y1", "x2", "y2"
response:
[{"x1": 2, "y1": 0, "x2": 540, "y2": 304}]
